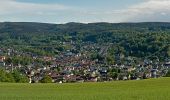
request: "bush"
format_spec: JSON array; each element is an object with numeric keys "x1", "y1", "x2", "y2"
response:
[
  {"x1": 0, "y1": 68, "x2": 15, "y2": 82},
  {"x1": 165, "y1": 70, "x2": 170, "y2": 77},
  {"x1": 40, "y1": 75, "x2": 53, "y2": 83},
  {"x1": 12, "y1": 70, "x2": 29, "y2": 83}
]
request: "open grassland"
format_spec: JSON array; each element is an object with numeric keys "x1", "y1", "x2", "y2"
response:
[{"x1": 0, "y1": 78, "x2": 170, "y2": 100}]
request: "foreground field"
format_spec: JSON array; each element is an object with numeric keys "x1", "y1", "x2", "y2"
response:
[{"x1": 0, "y1": 78, "x2": 170, "y2": 100}]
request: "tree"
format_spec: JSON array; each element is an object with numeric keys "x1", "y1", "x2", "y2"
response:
[
  {"x1": 106, "y1": 55, "x2": 114, "y2": 65},
  {"x1": 0, "y1": 68, "x2": 15, "y2": 82},
  {"x1": 91, "y1": 53, "x2": 104, "y2": 61},
  {"x1": 165, "y1": 70, "x2": 170, "y2": 77},
  {"x1": 107, "y1": 68, "x2": 118, "y2": 80},
  {"x1": 167, "y1": 46, "x2": 170, "y2": 57},
  {"x1": 40, "y1": 75, "x2": 53, "y2": 83},
  {"x1": 12, "y1": 70, "x2": 29, "y2": 83},
  {"x1": 4, "y1": 58, "x2": 12, "y2": 65},
  {"x1": 6, "y1": 72, "x2": 15, "y2": 82}
]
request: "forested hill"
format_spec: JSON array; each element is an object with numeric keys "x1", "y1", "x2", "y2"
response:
[
  {"x1": 0, "y1": 22, "x2": 170, "y2": 60},
  {"x1": 1, "y1": 22, "x2": 170, "y2": 33}
]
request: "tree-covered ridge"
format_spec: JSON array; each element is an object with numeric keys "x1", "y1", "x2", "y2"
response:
[{"x1": 0, "y1": 22, "x2": 170, "y2": 60}]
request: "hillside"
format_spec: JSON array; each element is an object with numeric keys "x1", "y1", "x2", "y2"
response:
[
  {"x1": 1, "y1": 22, "x2": 170, "y2": 34},
  {"x1": 0, "y1": 22, "x2": 170, "y2": 60}
]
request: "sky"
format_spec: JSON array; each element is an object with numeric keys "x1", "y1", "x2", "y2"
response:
[{"x1": 0, "y1": 0, "x2": 170, "y2": 23}]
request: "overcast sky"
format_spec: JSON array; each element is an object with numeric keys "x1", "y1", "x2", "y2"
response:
[{"x1": 0, "y1": 0, "x2": 170, "y2": 23}]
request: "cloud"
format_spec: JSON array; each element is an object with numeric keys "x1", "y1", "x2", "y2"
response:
[
  {"x1": 120, "y1": 0, "x2": 170, "y2": 22},
  {"x1": 0, "y1": 0, "x2": 75, "y2": 23},
  {"x1": 0, "y1": 0, "x2": 71, "y2": 17},
  {"x1": 61, "y1": 0, "x2": 170, "y2": 23},
  {"x1": 0, "y1": 0, "x2": 170, "y2": 23},
  {"x1": 76, "y1": 0, "x2": 170, "y2": 23}
]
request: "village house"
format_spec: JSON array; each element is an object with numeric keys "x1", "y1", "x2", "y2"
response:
[{"x1": 0, "y1": 56, "x2": 6, "y2": 66}]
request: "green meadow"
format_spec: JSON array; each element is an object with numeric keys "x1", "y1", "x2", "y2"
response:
[{"x1": 0, "y1": 78, "x2": 170, "y2": 100}]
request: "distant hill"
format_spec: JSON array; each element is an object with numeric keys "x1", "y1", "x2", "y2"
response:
[
  {"x1": 0, "y1": 22, "x2": 57, "y2": 33},
  {"x1": 0, "y1": 22, "x2": 170, "y2": 33}
]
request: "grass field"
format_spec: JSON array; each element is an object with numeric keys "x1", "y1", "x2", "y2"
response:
[{"x1": 0, "y1": 78, "x2": 170, "y2": 100}]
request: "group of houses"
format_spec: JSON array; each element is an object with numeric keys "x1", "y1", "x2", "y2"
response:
[{"x1": 0, "y1": 45, "x2": 170, "y2": 83}]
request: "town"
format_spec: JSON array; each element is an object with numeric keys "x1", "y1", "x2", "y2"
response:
[
  {"x1": 0, "y1": 41, "x2": 170, "y2": 83},
  {"x1": 1, "y1": 0, "x2": 170, "y2": 99}
]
